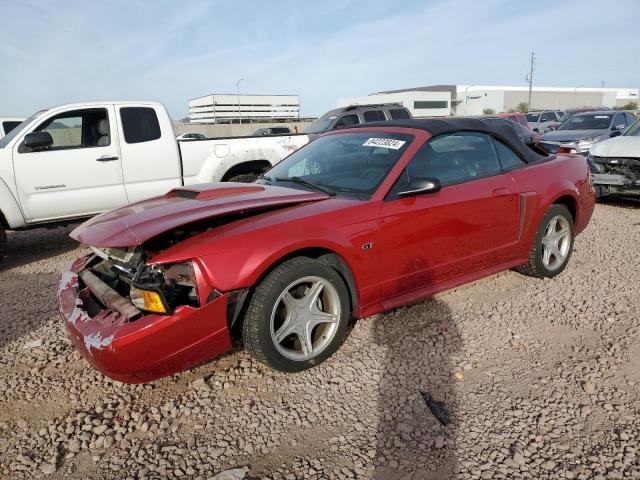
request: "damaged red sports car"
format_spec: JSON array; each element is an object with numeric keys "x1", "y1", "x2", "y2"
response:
[{"x1": 58, "y1": 118, "x2": 595, "y2": 383}]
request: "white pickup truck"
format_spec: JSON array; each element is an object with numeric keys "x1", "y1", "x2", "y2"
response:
[{"x1": 0, "y1": 101, "x2": 309, "y2": 259}]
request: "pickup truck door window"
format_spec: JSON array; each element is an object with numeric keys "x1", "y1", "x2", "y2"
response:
[
  {"x1": 13, "y1": 106, "x2": 127, "y2": 222},
  {"x1": 378, "y1": 132, "x2": 519, "y2": 300},
  {"x1": 117, "y1": 105, "x2": 182, "y2": 203}
]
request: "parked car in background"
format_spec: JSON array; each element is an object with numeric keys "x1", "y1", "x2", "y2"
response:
[
  {"x1": 588, "y1": 118, "x2": 640, "y2": 197},
  {"x1": 176, "y1": 132, "x2": 207, "y2": 141},
  {"x1": 481, "y1": 117, "x2": 541, "y2": 145},
  {"x1": 58, "y1": 117, "x2": 595, "y2": 382},
  {"x1": 304, "y1": 103, "x2": 412, "y2": 136},
  {"x1": 541, "y1": 111, "x2": 635, "y2": 155},
  {"x1": 0, "y1": 117, "x2": 26, "y2": 138},
  {"x1": 253, "y1": 126, "x2": 293, "y2": 136},
  {"x1": 525, "y1": 111, "x2": 564, "y2": 133},
  {"x1": 496, "y1": 112, "x2": 529, "y2": 129},
  {"x1": 0, "y1": 101, "x2": 309, "y2": 259}
]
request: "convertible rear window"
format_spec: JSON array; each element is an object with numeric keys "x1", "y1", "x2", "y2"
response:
[{"x1": 263, "y1": 132, "x2": 413, "y2": 197}]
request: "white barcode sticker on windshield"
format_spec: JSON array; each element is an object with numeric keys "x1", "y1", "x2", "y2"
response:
[
  {"x1": 363, "y1": 138, "x2": 406, "y2": 149},
  {"x1": 594, "y1": 115, "x2": 609, "y2": 118}
]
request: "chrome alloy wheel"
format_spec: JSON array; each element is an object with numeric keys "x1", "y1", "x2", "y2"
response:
[
  {"x1": 541, "y1": 214, "x2": 572, "y2": 271},
  {"x1": 269, "y1": 276, "x2": 341, "y2": 361}
]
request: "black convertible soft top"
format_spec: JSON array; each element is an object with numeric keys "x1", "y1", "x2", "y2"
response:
[{"x1": 350, "y1": 118, "x2": 549, "y2": 164}]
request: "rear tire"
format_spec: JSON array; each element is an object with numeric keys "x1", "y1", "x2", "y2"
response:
[
  {"x1": 242, "y1": 257, "x2": 350, "y2": 372},
  {"x1": 0, "y1": 225, "x2": 6, "y2": 262},
  {"x1": 228, "y1": 173, "x2": 258, "y2": 183},
  {"x1": 516, "y1": 204, "x2": 574, "y2": 278}
]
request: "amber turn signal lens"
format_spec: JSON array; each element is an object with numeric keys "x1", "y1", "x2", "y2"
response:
[{"x1": 130, "y1": 287, "x2": 167, "y2": 314}]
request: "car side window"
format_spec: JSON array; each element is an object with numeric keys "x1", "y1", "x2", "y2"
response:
[
  {"x1": 3, "y1": 121, "x2": 21, "y2": 134},
  {"x1": 120, "y1": 107, "x2": 161, "y2": 144},
  {"x1": 624, "y1": 113, "x2": 633, "y2": 125},
  {"x1": 333, "y1": 114, "x2": 360, "y2": 129},
  {"x1": 493, "y1": 139, "x2": 525, "y2": 169},
  {"x1": 540, "y1": 112, "x2": 552, "y2": 122},
  {"x1": 613, "y1": 113, "x2": 626, "y2": 129},
  {"x1": 30, "y1": 108, "x2": 110, "y2": 151},
  {"x1": 389, "y1": 108, "x2": 410, "y2": 120},
  {"x1": 386, "y1": 132, "x2": 502, "y2": 199},
  {"x1": 363, "y1": 110, "x2": 385, "y2": 122}
]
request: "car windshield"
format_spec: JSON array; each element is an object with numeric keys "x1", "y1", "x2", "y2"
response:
[
  {"x1": 261, "y1": 132, "x2": 413, "y2": 197},
  {"x1": 0, "y1": 112, "x2": 44, "y2": 148},
  {"x1": 559, "y1": 114, "x2": 612, "y2": 130},
  {"x1": 304, "y1": 114, "x2": 337, "y2": 134},
  {"x1": 623, "y1": 119, "x2": 640, "y2": 137},
  {"x1": 525, "y1": 113, "x2": 540, "y2": 122}
]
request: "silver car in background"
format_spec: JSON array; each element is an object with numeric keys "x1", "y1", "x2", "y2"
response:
[{"x1": 525, "y1": 110, "x2": 564, "y2": 133}]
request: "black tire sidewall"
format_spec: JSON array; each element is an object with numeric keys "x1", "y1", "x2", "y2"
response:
[
  {"x1": 245, "y1": 258, "x2": 350, "y2": 372},
  {"x1": 0, "y1": 226, "x2": 6, "y2": 261},
  {"x1": 532, "y1": 205, "x2": 575, "y2": 278}
]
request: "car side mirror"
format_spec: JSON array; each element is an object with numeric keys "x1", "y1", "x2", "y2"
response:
[
  {"x1": 610, "y1": 129, "x2": 622, "y2": 137},
  {"x1": 23, "y1": 131, "x2": 53, "y2": 150},
  {"x1": 398, "y1": 177, "x2": 442, "y2": 197}
]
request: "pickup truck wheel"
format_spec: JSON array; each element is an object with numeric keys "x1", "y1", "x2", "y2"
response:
[
  {"x1": 0, "y1": 225, "x2": 6, "y2": 261},
  {"x1": 228, "y1": 173, "x2": 258, "y2": 183},
  {"x1": 516, "y1": 204, "x2": 574, "y2": 278},
  {"x1": 242, "y1": 257, "x2": 350, "y2": 372}
]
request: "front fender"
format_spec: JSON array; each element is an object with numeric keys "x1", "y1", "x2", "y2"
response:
[{"x1": 0, "y1": 178, "x2": 26, "y2": 228}]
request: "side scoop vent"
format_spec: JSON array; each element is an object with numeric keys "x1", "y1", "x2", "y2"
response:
[{"x1": 167, "y1": 185, "x2": 265, "y2": 200}]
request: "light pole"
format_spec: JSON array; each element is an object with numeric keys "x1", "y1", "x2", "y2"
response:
[{"x1": 236, "y1": 78, "x2": 244, "y2": 124}]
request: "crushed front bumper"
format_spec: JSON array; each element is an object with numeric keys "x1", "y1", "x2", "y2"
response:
[
  {"x1": 592, "y1": 173, "x2": 640, "y2": 196},
  {"x1": 58, "y1": 255, "x2": 233, "y2": 384}
]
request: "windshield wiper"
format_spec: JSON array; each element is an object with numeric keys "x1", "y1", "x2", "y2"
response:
[{"x1": 274, "y1": 177, "x2": 336, "y2": 196}]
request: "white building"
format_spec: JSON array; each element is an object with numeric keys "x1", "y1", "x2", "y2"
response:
[
  {"x1": 337, "y1": 90, "x2": 451, "y2": 117},
  {"x1": 339, "y1": 85, "x2": 639, "y2": 118},
  {"x1": 189, "y1": 94, "x2": 300, "y2": 123},
  {"x1": 455, "y1": 85, "x2": 639, "y2": 116}
]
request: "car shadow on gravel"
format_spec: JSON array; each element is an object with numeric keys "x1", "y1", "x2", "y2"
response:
[
  {"x1": 0, "y1": 227, "x2": 79, "y2": 349},
  {"x1": 372, "y1": 297, "x2": 460, "y2": 479},
  {"x1": 1, "y1": 226, "x2": 79, "y2": 271}
]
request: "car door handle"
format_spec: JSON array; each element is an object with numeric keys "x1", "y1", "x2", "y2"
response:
[
  {"x1": 492, "y1": 188, "x2": 509, "y2": 197},
  {"x1": 96, "y1": 155, "x2": 119, "y2": 162}
]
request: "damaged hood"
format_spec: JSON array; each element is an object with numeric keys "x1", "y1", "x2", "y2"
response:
[
  {"x1": 590, "y1": 136, "x2": 640, "y2": 158},
  {"x1": 71, "y1": 183, "x2": 328, "y2": 247}
]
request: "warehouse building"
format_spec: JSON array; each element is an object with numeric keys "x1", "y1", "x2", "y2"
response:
[
  {"x1": 338, "y1": 85, "x2": 638, "y2": 117},
  {"x1": 189, "y1": 94, "x2": 300, "y2": 124}
]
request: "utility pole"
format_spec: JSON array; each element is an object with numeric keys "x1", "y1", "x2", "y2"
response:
[{"x1": 527, "y1": 52, "x2": 535, "y2": 111}]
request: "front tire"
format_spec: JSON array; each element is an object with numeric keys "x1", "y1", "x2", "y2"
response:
[
  {"x1": 242, "y1": 257, "x2": 350, "y2": 372},
  {"x1": 516, "y1": 204, "x2": 574, "y2": 278}
]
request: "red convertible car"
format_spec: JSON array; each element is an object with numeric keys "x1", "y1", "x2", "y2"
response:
[{"x1": 58, "y1": 118, "x2": 595, "y2": 383}]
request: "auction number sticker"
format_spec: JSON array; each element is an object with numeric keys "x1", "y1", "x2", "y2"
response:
[{"x1": 363, "y1": 138, "x2": 406, "y2": 149}]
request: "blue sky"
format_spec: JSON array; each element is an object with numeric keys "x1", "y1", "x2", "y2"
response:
[{"x1": 1, "y1": 0, "x2": 638, "y2": 118}]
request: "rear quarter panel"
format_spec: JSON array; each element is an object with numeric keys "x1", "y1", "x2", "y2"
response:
[{"x1": 509, "y1": 154, "x2": 595, "y2": 254}]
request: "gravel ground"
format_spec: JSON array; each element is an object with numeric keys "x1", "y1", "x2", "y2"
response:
[{"x1": 0, "y1": 200, "x2": 639, "y2": 480}]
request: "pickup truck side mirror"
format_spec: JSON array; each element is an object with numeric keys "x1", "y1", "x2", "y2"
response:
[
  {"x1": 23, "y1": 131, "x2": 53, "y2": 150},
  {"x1": 398, "y1": 177, "x2": 442, "y2": 197},
  {"x1": 610, "y1": 129, "x2": 623, "y2": 137}
]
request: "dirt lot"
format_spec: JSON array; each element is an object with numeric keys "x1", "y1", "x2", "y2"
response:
[{"x1": 0, "y1": 201, "x2": 639, "y2": 480}]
